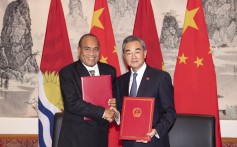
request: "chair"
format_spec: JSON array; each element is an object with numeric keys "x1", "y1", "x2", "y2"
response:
[
  {"x1": 52, "y1": 112, "x2": 64, "y2": 147},
  {"x1": 168, "y1": 114, "x2": 215, "y2": 147}
]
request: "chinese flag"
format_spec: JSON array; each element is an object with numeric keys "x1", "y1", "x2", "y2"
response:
[
  {"x1": 90, "y1": 0, "x2": 121, "y2": 147},
  {"x1": 173, "y1": 0, "x2": 222, "y2": 147},
  {"x1": 90, "y1": 0, "x2": 121, "y2": 76},
  {"x1": 133, "y1": 0, "x2": 164, "y2": 70},
  {"x1": 38, "y1": 0, "x2": 73, "y2": 146}
]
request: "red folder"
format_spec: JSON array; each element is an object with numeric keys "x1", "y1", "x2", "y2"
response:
[
  {"x1": 119, "y1": 97, "x2": 155, "y2": 141},
  {"x1": 81, "y1": 75, "x2": 112, "y2": 120}
]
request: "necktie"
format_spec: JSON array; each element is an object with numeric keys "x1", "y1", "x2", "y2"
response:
[
  {"x1": 89, "y1": 70, "x2": 95, "y2": 76},
  {"x1": 130, "y1": 73, "x2": 138, "y2": 97}
]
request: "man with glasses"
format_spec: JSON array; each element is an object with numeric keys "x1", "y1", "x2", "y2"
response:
[{"x1": 117, "y1": 35, "x2": 176, "y2": 147}]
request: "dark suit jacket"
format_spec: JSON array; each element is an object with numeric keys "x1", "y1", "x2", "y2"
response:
[
  {"x1": 58, "y1": 60, "x2": 118, "y2": 147},
  {"x1": 117, "y1": 65, "x2": 176, "y2": 147}
]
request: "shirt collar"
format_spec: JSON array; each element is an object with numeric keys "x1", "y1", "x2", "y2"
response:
[
  {"x1": 130, "y1": 62, "x2": 147, "y2": 76},
  {"x1": 81, "y1": 62, "x2": 98, "y2": 71}
]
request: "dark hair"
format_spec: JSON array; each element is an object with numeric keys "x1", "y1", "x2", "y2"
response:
[
  {"x1": 78, "y1": 33, "x2": 100, "y2": 48},
  {"x1": 122, "y1": 35, "x2": 146, "y2": 53}
]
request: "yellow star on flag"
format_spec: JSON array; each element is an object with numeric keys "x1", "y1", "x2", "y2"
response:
[
  {"x1": 161, "y1": 62, "x2": 166, "y2": 71},
  {"x1": 182, "y1": 7, "x2": 199, "y2": 34},
  {"x1": 91, "y1": 8, "x2": 104, "y2": 30},
  {"x1": 178, "y1": 53, "x2": 188, "y2": 64},
  {"x1": 113, "y1": 46, "x2": 117, "y2": 53},
  {"x1": 100, "y1": 55, "x2": 108, "y2": 64},
  {"x1": 194, "y1": 57, "x2": 203, "y2": 68}
]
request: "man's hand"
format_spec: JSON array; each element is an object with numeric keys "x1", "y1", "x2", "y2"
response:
[
  {"x1": 103, "y1": 108, "x2": 115, "y2": 122},
  {"x1": 147, "y1": 129, "x2": 157, "y2": 138},
  {"x1": 136, "y1": 129, "x2": 157, "y2": 143},
  {"x1": 108, "y1": 98, "x2": 116, "y2": 107},
  {"x1": 104, "y1": 98, "x2": 119, "y2": 122},
  {"x1": 109, "y1": 106, "x2": 120, "y2": 123}
]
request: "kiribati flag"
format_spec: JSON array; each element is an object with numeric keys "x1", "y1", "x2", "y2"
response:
[{"x1": 38, "y1": 0, "x2": 73, "y2": 146}]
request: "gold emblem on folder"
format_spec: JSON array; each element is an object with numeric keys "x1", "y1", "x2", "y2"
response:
[{"x1": 133, "y1": 108, "x2": 142, "y2": 117}]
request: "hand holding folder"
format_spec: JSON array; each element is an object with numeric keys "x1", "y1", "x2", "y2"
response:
[
  {"x1": 81, "y1": 75, "x2": 113, "y2": 120},
  {"x1": 119, "y1": 97, "x2": 155, "y2": 141}
]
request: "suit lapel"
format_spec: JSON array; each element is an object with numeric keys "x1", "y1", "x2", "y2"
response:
[
  {"x1": 124, "y1": 72, "x2": 130, "y2": 96},
  {"x1": 98, "y1": 62, "x2": 106, "y2": 75},
  {"x1": 75, "y1": 60, "x2": 90, "y2": 77},
  {"x1": 75, "y1": 61, "x2": 109, "y2": 77},
  {"x1": 137, "y1": 66, "x2": 151, "y2": 97}
]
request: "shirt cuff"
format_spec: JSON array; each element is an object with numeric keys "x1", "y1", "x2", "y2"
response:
[
  {"x1": 155, "y1": 132, "x2": 160, "y2": 138},
  {"x1": 102, "y1": 111, "x2": 105, "y2": 119},
  {"x1": 114, "y1": 108, "x2": 120, "y2": 125}
]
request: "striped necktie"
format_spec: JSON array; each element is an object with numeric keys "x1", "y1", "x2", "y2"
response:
[{"x1": 89, "y1": 70, "x2": 95, "y2": 76}]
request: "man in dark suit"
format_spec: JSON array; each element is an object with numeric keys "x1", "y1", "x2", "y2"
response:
[
  {"x1": 58, "y1": 34, "x2": 118, "y2": 147},
  {"x1": 117, "y1": 35, "x2": 176, "y2": 147}
]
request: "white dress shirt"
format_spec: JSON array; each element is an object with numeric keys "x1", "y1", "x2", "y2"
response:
[
  {"x1": 129, "y1": 62, "x2": 147, "y2": 95},
  {"x1": 129, "y1": 62, "x2": 159, "y2": 139},
  {"x1": 81, "y1": 63, "x2": 100, "y2": 76}
]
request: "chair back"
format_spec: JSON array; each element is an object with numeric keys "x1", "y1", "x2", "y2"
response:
[
  {"x1": 52, "y1": 112, "x2": 64, "y2": 147},
  {"x1": 169, "y1": 114, "x2": 215, "y2": 147}
]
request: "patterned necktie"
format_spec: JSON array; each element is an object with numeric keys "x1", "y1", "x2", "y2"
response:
[
  {"x1": 89, "y1": 70, "x2": 95, "y2": 76},
  {"x1": 130, "y1": 73, "x2": 138, "y2": 97}
]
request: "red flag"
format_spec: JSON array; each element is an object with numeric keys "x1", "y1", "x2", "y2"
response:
[
  {"x1": 39, "y1": 0, "x2": 73, "y2": 146},
  {"x1": 40, "y1": 0, "x2": 73, "y2": 73},
  {"x1": 90, "y1": 0, "x2": 121, "y2": 76},
  {"x1": 173, "y1": 0, "x2": 222, "y2": 146},
  {"x1": 90, "y1": 0, "x2": 121, "y2": 146},
  {"x1": 133, "y1": 0, "x2": 164, "y2": 70}
]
